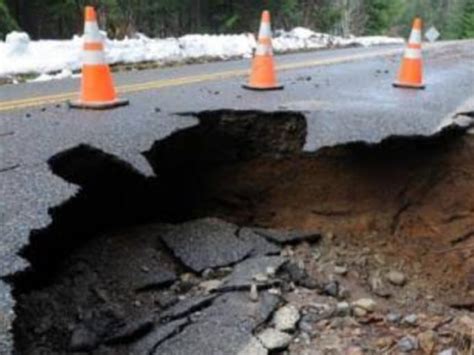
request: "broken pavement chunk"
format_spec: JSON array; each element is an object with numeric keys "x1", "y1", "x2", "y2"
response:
[
  {"x1": 152, "y1": 292, "x2": 280, "y2": 355},
  {"x1": 130, "y1": 318, "x2": 189, "y2": 355},
  {"x1": 161, "y1": 218, "x2": 253, "y2": 272},
  {"x1": 252, "y1": 228, "x2": 321, "y2": 244},
  {"x1": 159, "y1": 294, "x2": 217, "y2": 321},
  {"x1": 238, "y1": 227, "x2": 281, "y2": 256}
]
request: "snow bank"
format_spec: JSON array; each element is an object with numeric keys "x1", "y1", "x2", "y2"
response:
[{"x1": 0, "y1": 28, "x2": 403, "y2": 80}]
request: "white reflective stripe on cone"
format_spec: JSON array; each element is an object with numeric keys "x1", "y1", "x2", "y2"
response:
[
  {"x1": 82, "y1": 50, "x2": 106, "y2": 65},
  {"x1": 84, "y1": 22, "x2": 103, "y2": 42},
  {"x1": 408, "y1": 29, "x2": 422, "y2": 44},
  {"x1": 258, "y1": 22, "x2": 272, "y2": 39},
  {"x1": 404, "y1": 47, "x2": 422, "y2": 59},
  {"x1": 256, "y1": 44, "x2": 273, "y2": 56}
]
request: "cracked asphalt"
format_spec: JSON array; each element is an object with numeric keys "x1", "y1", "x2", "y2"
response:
[{"x1": 1, "y1": 40, "x2": 474, "y2": 353}]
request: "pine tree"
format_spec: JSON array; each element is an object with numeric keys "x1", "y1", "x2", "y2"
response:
[
  {"x1": 461, "y1": 0, "x2": 474, "y2": 37},
  {"x1": 0, "y1": 0, "x2": 17, "y2": 37}
]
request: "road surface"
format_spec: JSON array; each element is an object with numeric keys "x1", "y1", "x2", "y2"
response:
[{"x1": 1, "y1": 40, "x2": 474, "y2": 353}]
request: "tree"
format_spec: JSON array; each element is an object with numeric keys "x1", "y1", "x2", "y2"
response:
[
  {"x1": 0, "y1": 0, "x2": 17, "y2": 37},
  {"x1": 461, "y1": 0, "x2": 474, "y2": 37},
  {"x1": 2, "y1": 0, "x2": 471, "y2": 40}
]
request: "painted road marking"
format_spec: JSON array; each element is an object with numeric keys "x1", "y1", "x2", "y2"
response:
[{"x1": 0, "y1": 41, "x2": 463, "y2": 113}]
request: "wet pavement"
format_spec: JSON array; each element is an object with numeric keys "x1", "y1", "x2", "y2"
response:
[{"x1": 1, "y1": 41, "x2": 474, "y2": 353}]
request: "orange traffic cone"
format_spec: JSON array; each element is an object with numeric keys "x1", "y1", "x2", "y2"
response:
[
  {"x1": 69, "y1": 6, "x2": 128, "y2": 109},
  {"x1": 243, "y1": 10, "x2": 283, "y2": 91},
  {"x1": 393, "y1": 18, "x2": 425, "y2": 90}
]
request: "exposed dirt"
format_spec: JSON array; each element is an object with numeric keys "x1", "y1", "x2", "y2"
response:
[
  {"x1": 8, "y1": 111, "x2": 474, "y2": 354},
  {"x1": 156, "y1": 128, "x2": 474, "y2": 308}
]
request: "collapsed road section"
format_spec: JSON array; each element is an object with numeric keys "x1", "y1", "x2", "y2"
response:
[
  {"x1": 2, "y1": 108, "x2": 474, "y2": 354},
  {"x1": 0, "y1": 42, "x2": 473, "y2": 353}
]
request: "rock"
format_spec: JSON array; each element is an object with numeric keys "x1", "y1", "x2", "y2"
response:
[
  {"x1": 335, "y1": 302, "x2": 351, "y2": 317},
  {"x1": 161, "y1": 218, "x2": 253, "y2": 272},
  {"x1": 250, "y1": 283, "x2": 259, "y2": 302},
  {"x1": 334, "y1": 266, "x2": 348, "y2": 276},
  {"x1": 386, "y1": 312, "x2": 401, "y2": 324},
  {"x1": 323, "y1": 281, "x2": 339, "y2": 297},
  {"x1": 353, "y1": 307, "x2": 367, "y2": 317},
  {"x1": 273, "y1": 304, "x2": 300, "y2": 331},
  {"x1": 345, "y1": 346, "x2": 364, "y2": 355},
  {"x1": 402, "y1": 314, "x2": 418, "y2": 326},
  {"x1": 397, "y1": 336, "x2": 419, "y2": 352},
  {"x1": 257, "y1": 328, "x2": 293, "y2": 350},
  {"x1": 375, "y1": 337, "x2": 394, "y2": 349},
  {"x1": 438, "y1": 348, "x2": 458, "y2": 355},
  {"x1": 455, "y1": 315, "x2": 474, "y2": 336},
  {"x1": 281, "y1": 262, "x2": 307, "y2": 283},
  {"x1": 69, "y1": 325, "x2": 99, "y2": 352},
  {"x1": 352, "y1": 298, "x2": 376, "y2": 313},
  {"x1": 370, "y1": 275, "x2": 391, "y2": 298},
  {"x1": 418, "y1": 330, "x2": 437, "y2": 354},
  {"x1": 298, "y1": 317, "x2": 313, "y2": 333},
  {"x1": 237, "y1": 337, "x2": 268, "y2": 355},
  {"x1": 386, "y1": 270, "x2": 406, "y2": 286},
  {"x1": 199, "y1": 280, "x2": 222, "y2": 293}
]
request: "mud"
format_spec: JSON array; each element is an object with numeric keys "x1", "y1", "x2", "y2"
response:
[{"x1": 7, "y1": 110, "x2": 474, "y2": 354}]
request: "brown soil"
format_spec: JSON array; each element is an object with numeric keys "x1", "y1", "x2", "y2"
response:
[{"x1": 182, "y1": 130, "x2": 474, "y2": 308}]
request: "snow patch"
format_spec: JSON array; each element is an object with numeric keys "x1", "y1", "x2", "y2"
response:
[{"x1": 0, "y1": 28, "x2": 404, "y2": 81}]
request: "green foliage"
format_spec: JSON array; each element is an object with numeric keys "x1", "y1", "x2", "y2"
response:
[
  {"x1": 364, "y1": 0, "x2": 402, "y2": 35},
  {"x1": 461, "y1": 0, "x2": 474, "y2": 37},
  {"x1": 0, "y1": 0, "x2": 17, "y2": 37},
  {"x1": 3, "y1": 0, "x2": 473, "y2": 40}
]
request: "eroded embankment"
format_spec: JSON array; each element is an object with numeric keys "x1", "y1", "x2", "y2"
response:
[
  {"x1": 6, "y1": 110, "x2": 474, "y2": 354},
  {"x1": 148, "y1": 118, "x2": 474, "y2": 307}
]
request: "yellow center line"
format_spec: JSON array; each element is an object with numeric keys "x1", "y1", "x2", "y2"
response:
[{"x1": 0, "y1": 42, "x2": 454, "y2": 113}]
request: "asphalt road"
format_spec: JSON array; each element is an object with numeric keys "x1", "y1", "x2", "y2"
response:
[{"x1": 0, "y1": 40, "x2": 473, "y2": 353}]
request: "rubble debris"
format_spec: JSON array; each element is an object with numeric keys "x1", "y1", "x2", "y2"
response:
[
  {"x1": 273, "y1": 304, "x2": 301, "y2": 332},
  {"x1": 257, "y1": 328, "x2": 293, "y2": 350},
  {"x1": 386, "y1": 270, "x2": 407, "y2": 286},
  {"x1": 279, "y1": 261, "x2": 319, "y2": 289},
  {"x1": 397, "y1": 335, "x2": 419, "y2": 352}
]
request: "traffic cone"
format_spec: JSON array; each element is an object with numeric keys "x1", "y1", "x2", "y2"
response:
[
  {"x1": 243, "y1": 10, "x2": 283, "y2": 91},
  {"x1": 393, "y1": 18, "x2": 425, "y2": 90},
  {"x1": 69, "y1": 6, "x2": 128, "y2": 109}
]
